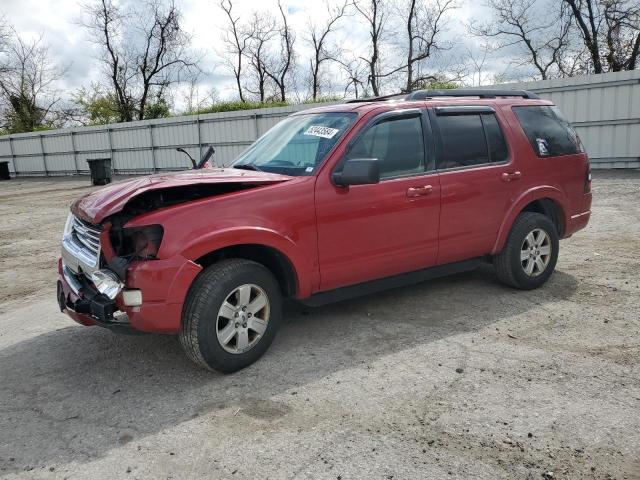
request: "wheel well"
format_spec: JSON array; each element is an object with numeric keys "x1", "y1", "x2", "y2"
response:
[
  {"x1": 521, "y1": 198, "x2": 564, "y2": 236},
  {"x1": 195, "y1": 244, "x2": 298, "y2": 297}
]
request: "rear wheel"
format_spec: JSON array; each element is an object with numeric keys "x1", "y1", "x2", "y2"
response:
[
  {"x1": 179, "y1": 259, "x2": 282, "y2": 373},
  {"x1": 494, "y1": 212, "x2": 559, "y2": 289}
]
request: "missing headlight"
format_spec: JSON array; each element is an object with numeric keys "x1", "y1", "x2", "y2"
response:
[{"x1": 110, "y1": 224, "x2": 164, "y2": 260}]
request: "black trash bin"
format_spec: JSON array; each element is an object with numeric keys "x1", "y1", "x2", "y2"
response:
[
  {"x1": 0, "y1": 161, "x2": 10, "y2": 180},
  {"x1": 87, "y1": 158, "x2": 112, "y2": 186}
]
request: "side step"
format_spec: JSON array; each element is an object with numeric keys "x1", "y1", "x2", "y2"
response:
[{"x1": 301, "y1": 258, "x2": 483, "y2": 307}]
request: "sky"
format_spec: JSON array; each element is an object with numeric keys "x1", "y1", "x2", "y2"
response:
[{"x1": 0, "y1": 0, "x2": 519, "y2": 110}]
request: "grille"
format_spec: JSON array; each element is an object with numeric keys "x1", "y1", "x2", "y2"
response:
[{"x1": 71, "y1": 216, "x2": 101, "y2": 262}]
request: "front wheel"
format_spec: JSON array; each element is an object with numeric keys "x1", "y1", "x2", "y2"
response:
[
  {"x1": 179, "y1": 259, "x2": 282, "y2": 373},
  {"x1": 494, "y1": 212, "x2": 559, "y2": 290}
]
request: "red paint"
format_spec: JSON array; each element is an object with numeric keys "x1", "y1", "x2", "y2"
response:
[
  {"x1": 71, "y1": 168, "x2": 293, "y2": 223},
  {"x1": 60, "y1": 97, "x2": 591, "y2": 333}
]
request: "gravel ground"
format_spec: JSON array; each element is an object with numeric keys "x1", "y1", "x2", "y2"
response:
[{"x1": 0, "y1": 171, "x2": 639, "y2": 480}]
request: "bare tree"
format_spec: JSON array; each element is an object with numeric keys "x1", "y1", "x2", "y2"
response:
[
  {"x1": 353, "y1": 0, "x2": 387, "y2": 96},
  {"x1": 82, "y1": 0, "x2": 136, "y2": 121},
  {"x1": 0, "y1": 30, "x2": 67, "y2": 133},
  {"x1": 220, "y1": 0, "x2": 252, "y2": 101},
  {"x1": 245, "y1": 12, "x2": 277, "y2": 102},
  {"x1": 336, "y1": 55, "x2": 369, "y2": 98},
  {"x1": 465, "y1": 43, "x2": 493, "y2": 86},
  {"x1": 182, "y1": 76, "x2": 219, "y2": 114},
  {"x1": 307, "y1": 1, "x2": 349, "y2": 101},
  {"x1": 402, "y1": 0, "x2": 456, "y2": 91},
  {"x1": 469, "y1": 0, "x2": 574, "y2": 80},
  {"x1": 0, "y1": 18, "x2": 10, "y2": 81},
  {"x1": 563, "y1": 0, "x2": 640, "y2": 73},
  {"x1": 0, "y1": 16, "x2": 9, "y2": 52},
  {"x1": 81, "y1": 0, "x2": 198, "y2": 122},
  {"x1": 264, "y1": 1, "x2": 296, "y2": 102},
  {"x1": 136, "y1": 1, "x2": 197, "y2": 119}
]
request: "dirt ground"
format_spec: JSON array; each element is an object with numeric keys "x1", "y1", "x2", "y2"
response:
[{"x1": 0, "y1": 171, "x2": 639, "y2": 480}]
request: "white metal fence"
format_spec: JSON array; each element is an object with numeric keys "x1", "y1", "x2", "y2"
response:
[
  {"x1": 0, "y1": 70, "x2": 638, "y2": 176},
  {"x1": 496, "y1": 69, "x2": 640, "y2": 169},
  {"x1": 0, "y1": 103, "x2": 318, "y2": 176}
]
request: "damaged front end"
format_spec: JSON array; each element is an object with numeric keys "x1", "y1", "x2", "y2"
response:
[
  {"x1": 58, "y1": 210, "x2": 151, "y2": 330},
  {"x1": 58, "y1": 208, "x2": 196, "y2": 333},
  {"x1": 58, "y1": 213, "x2": 133, "y2": 331},
  {"x1": 58, "y1": 169, "x2": 293, "y2": 333}
]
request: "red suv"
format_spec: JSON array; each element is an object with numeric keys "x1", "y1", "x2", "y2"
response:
[{"x1": 58, "y1": 89, "x2": 592, "y2": 372}]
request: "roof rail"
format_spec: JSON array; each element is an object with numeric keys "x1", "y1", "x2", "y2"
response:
[
  {"x1": 405, "y1": 89, "x2": 540, "y2": 100},
  {"x1": 345, "y1": 93, "x2": 406, "y2": 103},
  {"x1": 344, "y1": 88, "x2": 540, "y2": 104}
]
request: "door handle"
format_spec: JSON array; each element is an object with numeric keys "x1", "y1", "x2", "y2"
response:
[
  {"x1": 501, "y1": 171, "x2": 522, "y2": 182},
  {"x1": 406, "y1": 185, "x2": 433, "y2": 197}
]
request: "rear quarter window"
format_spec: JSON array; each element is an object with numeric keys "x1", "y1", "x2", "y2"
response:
[{"x1": 513, "y1": 105, "x2": 583, "y2": 157}]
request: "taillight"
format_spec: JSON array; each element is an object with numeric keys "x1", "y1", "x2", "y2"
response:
[{"x1": 584, "y1": 165, "x2": 592, "y2": 194}]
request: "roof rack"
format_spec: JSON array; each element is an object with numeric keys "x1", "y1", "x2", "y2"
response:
[
  {"x1": 405, "y1": 89, "x2": 540, "y2": 100},
  {"x1": 345, "y1": 93, "x2": 407, "y2": 103},
  {"x1": 345, "y1": 88, "x2": 540, "y2": 104}
]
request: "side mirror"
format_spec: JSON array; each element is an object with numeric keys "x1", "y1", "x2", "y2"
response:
[{"x1": 333, "y1": 158, "x2": 380, "y2": 186}]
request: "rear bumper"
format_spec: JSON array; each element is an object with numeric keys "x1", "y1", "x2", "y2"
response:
[
  {"x1": 565, "y1": 210, "x2": 591, "y2": 237},
  {"x1": 564, "y1": 193, "x2": 592, "y2": 237},
  {"x1": 57, "y1": 256, "x2": 202, "y2": 334}
]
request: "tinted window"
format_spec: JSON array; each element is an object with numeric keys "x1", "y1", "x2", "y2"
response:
[
  {"x1": 346, "y1": 115, "x2": 424, "y2": 179},
  {"x1": 436, "y1": 114, "x2": 488, "y2": 169},
  {"x1": 482, "y1": 114, "x2": 509, "y2": 163},
  {"x1": 513, "y1": 105, "x2": 582, "y2": 157}
]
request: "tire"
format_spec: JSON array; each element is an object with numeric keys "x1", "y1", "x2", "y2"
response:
[
  {"x1": 494, "y1": 212, "x2": 559, "y2": 290},
  {"x1": 179, "y1": 259, "x2": 282, "y2": 373}
]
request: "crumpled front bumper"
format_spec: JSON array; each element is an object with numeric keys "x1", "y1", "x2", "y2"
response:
[{"x1": 57, "y1": 256, "x2": 202, "y2": 334}]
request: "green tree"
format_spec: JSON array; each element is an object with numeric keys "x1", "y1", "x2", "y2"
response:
[
  {"x1": 73, "y1": 85, "x2": 120, "y2": 125},
  {"x1": 74, "y1": 85, "x2": 171, "y2": 125}
]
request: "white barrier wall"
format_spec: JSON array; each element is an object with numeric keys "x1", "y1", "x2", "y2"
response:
[
  {"x1": 495, "y1": 70, "x2": 640, "y2": 169},
  {"x1": 0, "y1": 69, "x2": 638, "y2": 175}
]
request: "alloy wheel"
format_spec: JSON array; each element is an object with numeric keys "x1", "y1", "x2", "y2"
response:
[
  {"x1": 520, "y1": 228, "x2": 552, "y2": 277},
  {"x1": 216, "y1": 284, "x2": 270, "y2": 354}
]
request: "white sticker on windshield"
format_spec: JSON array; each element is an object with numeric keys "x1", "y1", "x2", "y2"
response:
[{"x1": 304, "y1": 125, "x2": 340, "y2": 139}]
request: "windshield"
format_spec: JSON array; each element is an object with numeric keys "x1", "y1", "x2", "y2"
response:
[{"x1": 232, "y1": 112, "x2": 358, "y2": 176}]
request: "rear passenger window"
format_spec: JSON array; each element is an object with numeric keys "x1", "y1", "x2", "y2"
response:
[
  {"x1": 436, "y1": 113, "x2": 508, "y2": 169},
  {"x1": 513, "y1": 105, "x2": 583, "y2": 157},
  {"x1": 346, "y1": 114, "x2": 425, "y2": 179}
]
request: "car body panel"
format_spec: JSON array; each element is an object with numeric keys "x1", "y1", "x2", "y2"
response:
[
  {"x1": 71, "y1": 168, "x2": 294, "y2": 224},
  {"x1": 119, "y1": 175, "x2": 320, "y2": 297},
  {"x1": 59, "y1": 96, "x2": 592, "y2": 334}
]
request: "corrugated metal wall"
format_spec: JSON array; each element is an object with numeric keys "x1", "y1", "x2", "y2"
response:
[
  {"x1": 0, "y1": 103, "x2": 316, "y2": 176},
  {"x1": 498, "y1": 70, "x2": 640, "y2": 169},
  {"x1": 0, "y1": 70, "x2": 638, "y2": 176}
]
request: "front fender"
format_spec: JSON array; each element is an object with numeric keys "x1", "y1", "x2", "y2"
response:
[
  {"x1": 179, "y1": 227, "x2": 315, "y2": 298},
  {"x1": 492, "y1": 186, "x2": 568, "y2": 254}
]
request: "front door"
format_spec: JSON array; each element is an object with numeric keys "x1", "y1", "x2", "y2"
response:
[{"x1": 315, "y1": 110, "x2": 441, "y2": 291}]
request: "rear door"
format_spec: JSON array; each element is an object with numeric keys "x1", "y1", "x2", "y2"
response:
[
  {"x1": 430, "y1": 106, "x2": 519, "y2": 264},
  {"x1": 315, "y1": 109, "x2": 441, "y2": 291}
]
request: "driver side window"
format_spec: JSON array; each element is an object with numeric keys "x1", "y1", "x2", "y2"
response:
[{"x1": 345, "y1": 114, "x2": 425, "y2": 179}]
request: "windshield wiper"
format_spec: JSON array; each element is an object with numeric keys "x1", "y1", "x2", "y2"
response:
[{"x1": 233, "y1": 163, "x2": 263, "y2": 172}]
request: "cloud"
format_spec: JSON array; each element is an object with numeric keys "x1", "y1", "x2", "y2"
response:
[{"x1": 1, "y1": 0, "x2": 516, "y2": 108}]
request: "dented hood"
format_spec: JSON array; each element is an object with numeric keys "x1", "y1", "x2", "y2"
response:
[{"x1": 72, "y1": 168, "x2": 293, "y2": 223}]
